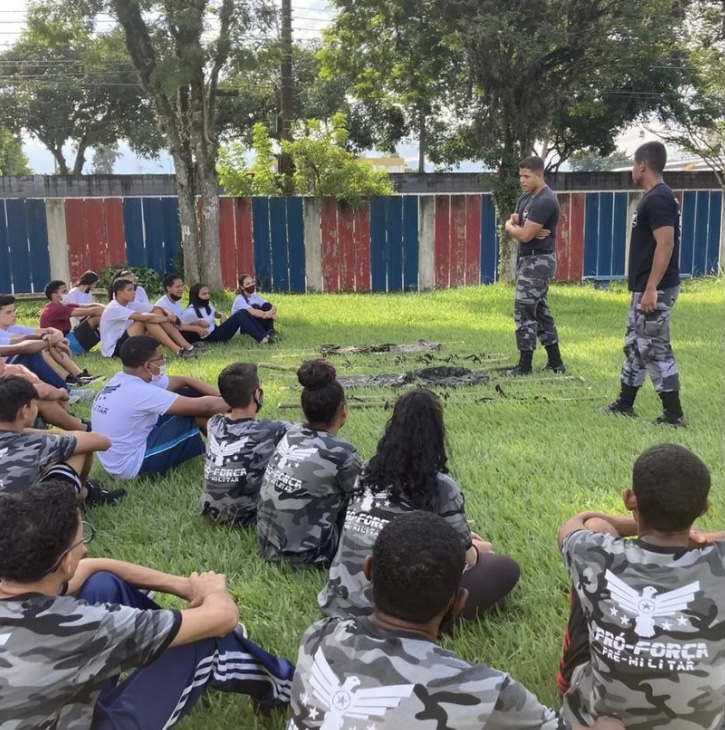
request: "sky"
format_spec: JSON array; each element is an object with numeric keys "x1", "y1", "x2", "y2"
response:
[{"x1": 1, "y1": 0, "x2": 674, "y2": 174}]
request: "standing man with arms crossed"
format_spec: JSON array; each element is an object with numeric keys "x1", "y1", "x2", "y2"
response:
[
  {"x1": 503, "y1": 156, "x2": 566, "y2": 376},
  {"x1": 604, "y1": 141, "x2": 684, "y2": 426}
]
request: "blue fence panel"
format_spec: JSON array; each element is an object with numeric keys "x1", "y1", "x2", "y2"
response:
[
  {"x1": 269, "y1": 197, "x2": 290, "y2": 292},
  {"x1": 161, "y1": 198, "x2": 181, "y2": 274},
  {"x1": 386, "y1": 197, "x2": 403, "y2": 291},
  {"x1": 692, "y1": 191, "x2": 711, "y2": 277},
  {"x1": 480, "y1": 194, "x2": 498, "y2": 284},
  {"x1": 123, "y1": 198, "x2": 145, "y2": 267},
  {"x1": 26, "y1": 199, "x2": 51, "y2": 292},
  {"x1": 286, "y1": 197, "x2": 306, "y2": 293},
  {"x1": 705, "y1": 191, "x2": 723, "y2": 274},
  {"x1": 142, "y1": 199, "x2": 167, "y2": 274},
  {"x1": 370, "y1": 197, "x2": 388, "y2": 292},
  {"x1": 0, "y1": 202, "x2": 12, "y2": 293},
  {"x1": 597, "y1": 193, "x2": 614, "y2": 277},
  {"x1": 583, "y1": 194, "x2": 600, "y2": 277},
  {"x1": 679, "y1": 191, "x2": 697, "y2": 276},
  {"x1": 611, "y1": 193, "x2": 628, "y2": 276},
  {"x1": 402, "y1": 196, "x2": 418, "y2": 291},
  {"x1": 251, "y1": 197, "x2": 272, "y2": 289},
  {"x1": 6, "y1": 200, "x2": 32, "y2": 293}
]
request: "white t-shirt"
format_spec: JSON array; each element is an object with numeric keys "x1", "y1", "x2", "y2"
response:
[
  {"x1": 134, "y1": 285, "x2": 150, "y2": 305},
  {"x1": 91, "y1": 372, "x2": 178, "y2": 478},
  {"x1": 99, "y1": 300, "x2": 153, "y2": 357},
  {"x1": 66, "y1": 287, "x2": 93, "y2": 305},
  {"x1": 155, "y1": 294, "x2": 184, "y2": 320},
  {"x1": 0, "y1": 324, "x2": 35, "y2": 346},
  {"x1": 231, "y1": 293, "x2": 267, "y2": 314},
  {"x1": 182, "y1": 303, "x2": 216, "y2": 334}
]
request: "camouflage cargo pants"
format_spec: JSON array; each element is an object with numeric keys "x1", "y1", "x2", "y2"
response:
[
  {"x1": 620, "y1": 286, "x2": 680, "y2": 393},
  {"x1": 514, "y1": 253, "x2": 559, "y2": 351}
]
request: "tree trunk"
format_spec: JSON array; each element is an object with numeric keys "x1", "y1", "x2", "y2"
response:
[
  {"x1": 418, "y1": 112, "x2": 426, "y2": 173},
  {"x1": 493, "y1": 159, "x2": 521, "y2": 284},
  {"x1": 175, "y1": 158, "x2": 202, "y2": 283}
]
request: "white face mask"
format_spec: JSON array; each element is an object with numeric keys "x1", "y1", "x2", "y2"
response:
[
  {"x1": 60, "y1": 295, "x2": 70, "y2": 305},
  {"x1": 150, "y1": 364, "x2": 166, "y2": 382}
]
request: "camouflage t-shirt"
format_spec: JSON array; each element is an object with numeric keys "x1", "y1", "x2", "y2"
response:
[
  {"x1": 257, "y1": 424, "x2": 362, "y2": 566},
  {"x1": 318, "y1": 472, "x2": 473, "y2": 618},
  {"x1": 562, "y1": 530, "x2": 725, "y2": 730},
  {"x1": 287, "y1": 616, "x2": 567, "y2": 730},
  {"x1": 0, "y1": 430, "x2": 76, "y2": 496},
  {"x1": 0, "y1": 592, "x2": 180, "y2": 729},
  {"x1": 201, "y1": 414, "x2": 292, "y2": 526}
]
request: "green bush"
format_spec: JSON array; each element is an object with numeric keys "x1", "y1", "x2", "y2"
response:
[{"x1": 98, "y1": 265, "x2": 162, "y2": 300}]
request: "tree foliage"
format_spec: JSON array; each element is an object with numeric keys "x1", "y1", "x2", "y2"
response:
[
  {"x1": 217, "y1": 115, "x2": 394, "y2": 207},
  {"x1": 0, "y1": 2, "x2": 159, "y2": 175},
  {"x1": 0, "y1": 128, "x2": 31, "y2": 176},
  {"x1": 568, "y1": 150, "x2": 632, "y2": 172}
]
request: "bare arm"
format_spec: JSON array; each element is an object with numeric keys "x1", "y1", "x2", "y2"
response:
[
  {"x1": 166, "y1": 376, "x2": 220, "y2": 396},
  {"x1": 70, "y1": 304, "x2": 105, "y2": 317},
  {"x1": 640, "y1": 225, "x2": 675, "y2": 313},
  {"x1": 0, "y1": 340, "x2": 49, "y2": 356},
  {"x1": 69, "y1": 430, "x2": 112, "y2": 454},
  {"x1": 504, "y1": 218, "x2": 546, "y2": 243},
  {"x1": 166, "y1": 395, "x2": 228, "y2": 417},
  {"x1": 558, "y1": 511, "x2": 637, "y2": 548}
]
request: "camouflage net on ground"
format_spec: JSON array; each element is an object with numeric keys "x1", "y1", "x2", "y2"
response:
[
  {"x1": 336, "y1": 366, "x2": 490, "y2": 389},
  {"x1": 319, "y1": 340, "x2": 442, "y2": 356}
]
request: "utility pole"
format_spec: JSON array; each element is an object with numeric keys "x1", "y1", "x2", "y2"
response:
[{"x1": 279, "y1": 0, "x2": 294, "y2": 178}]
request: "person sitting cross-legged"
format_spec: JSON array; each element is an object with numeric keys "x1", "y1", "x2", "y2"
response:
[
  {"x1": 0, "y1": 481, "x2": 295, "y2": 729},
  {"x1": 201, "y1": 363, "x2": 291, "y2": 526},
  {"x1": 0, "y1": 374, "x2": 124, "y2": 507},
  {"x1": 289, "y1": 511, "x2": 623, "y2": 730},
  {"x1": 100, "y1": 277, "x2": 200, "y2": 360},
  {"x1": 91, "y1": 335, "x2": 229, "y2": 480},
  {"x1": 557, "y1": 443, "x2": 725, "y2": 730},
  {"x1": 40, "y1": 279, "x2": 106, "y2": 359}
]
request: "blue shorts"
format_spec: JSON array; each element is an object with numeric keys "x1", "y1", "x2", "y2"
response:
[
  {"x1": 139, "y1": 414, "x2": 204, "y2": 476},
  {"x1": 66, "y1": 332, "x2": 84, "y2": 356}
]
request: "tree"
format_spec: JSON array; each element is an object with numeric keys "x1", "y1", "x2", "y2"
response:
[
  {"x1": 110, "y1": 0, "x2": 275, "y2": 288},
  {"x1": 568, "y1": 150, "x2": 632, "y2": 172},
  {"x1": 91, "y1": 142, "x2": 121, "y2": 174},
  {"x1": 658, "y1": 1, "x2": 725, "y2": 189},
  {"x1": 0, "y1": 3, "x2": 159, "y2": 175},
  {"x1": 0, "y1": 128, "x2": 31, "y2": 175}
]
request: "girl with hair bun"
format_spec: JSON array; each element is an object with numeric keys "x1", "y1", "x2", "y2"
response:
[
  {"x1": 257, "y1": 359, "x2": 362, "y2": 566},
  {"x1": 318, "y1": 387, "x2": 520, "y2": 621}
]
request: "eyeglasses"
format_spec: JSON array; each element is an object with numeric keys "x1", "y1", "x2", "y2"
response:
[
  {"x1": 149, "y1": 355, "x2": 167, "y2": 364},
  {"x1": 47, "y1": 520, "x2": 96, "y2": 574}
]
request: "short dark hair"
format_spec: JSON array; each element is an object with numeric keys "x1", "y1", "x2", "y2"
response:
[
  {"x1": 634, "y1": 141, "x2": 667, "y2": 174},
  {"x1": 44, "y1": 279, "x2": 66, "y2": 300},
  {"x1": 372, "y1": 511, "x2": 465, "y2": 623},
  {"x1": 0, "y1": 293, "x2": 16, "y2": 308},
  {"x1": 120, "y1": 335, "x2": 161, "y2": 368},
  {"x1": 0, "y1": 375, "x2": 39, "y2": 422},
  {"x1": 162, "y1": 273, "x2": 182, "y2": 290},
  {"x1": 519, "y1": 155, "x2": 545, "y2": 173},
  {"x1": 0, "y1": 481, "x2": 80, "y2": 582},
  {"x1": 112, "y1": 277, "x2": 134, "y2": 296},
  {"x1": 298, "y1": 359, "x2": 345, "y2": 426},
  {"x1": 77, "y1": 270, "x2": 99, "y2": 286},
  {"x1": 218, "y1": 363, "x2": 259, "y2": 408},
  {"x1": 633, "y1": 444, "x2": 711, "y2": 532}
]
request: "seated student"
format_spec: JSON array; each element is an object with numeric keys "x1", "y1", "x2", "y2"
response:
[
  {"x1": 232, "y1": 273, "x2": 278, "y2": 340},
  {"x1": 0, "y1": 358, "x2": 95, "y2": 432},
  {"x1": 156, "y1": 273, "x2": 211, "y2": 344},
  {"x1": 0, "y1": 481, "x2": 295, "y2": 728},
  {"x1": 201, "y1": 363, "x2": 291, "y2": 526},
  {"x1": 107, "y1": 268, "x2": 150, "y2": 304},
  {"x1": 290, "y1": 511, "x2": 623, "y2": 730},
  {"x1": 40, "y1": 279, "x2": 106, "y2": 358},
  {"x1": 91, "y1": 335, "x2": 228, "y2": 479},
  {"x1": 100, "y1": 277, "x2": 200, "y2": 359},
  {"x1": 185, "y1": 282, "x2": 271, "y2": 345},
  {"x1": 0, "y1": 375, "x2": 124, "y2": 506},
  {"x1": 257, "y1": 360, "x2": 361, "y2": 566},
  {"x1": 557, "y1": 443, "x2": 725, "y2": 730},
  {"x1": 0, "y1": 293, "x2": 98, "y2": 387},
  {"x1": 319, "y1": 388, "x2": 520, "y2": 621},
  {"x1": 67, "y1": 269, "x2": 99, "y2": 305}
]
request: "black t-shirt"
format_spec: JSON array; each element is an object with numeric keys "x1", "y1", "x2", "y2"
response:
[
  {"x1": 628, "y1": 182, "x2": 680, "y2": 292},
  {"x1": 515, "y1": 186, "x2": 559, "y2": 254}
]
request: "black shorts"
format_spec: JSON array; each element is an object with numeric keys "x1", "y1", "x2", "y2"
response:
[
  {"x1": 112, "y1": 330, "x2": 131, "y2": 358},
  {"x1": 72, "y1": 318, "x2": 101, "y2": 352},
  {"x1": 41, "y1": 463, "x2": 83, "y2": 494}
]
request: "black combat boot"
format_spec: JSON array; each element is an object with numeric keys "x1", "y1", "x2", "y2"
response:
[
  {"x1": 602, "y1": 383, "x2": 640, "y2": 418},
  {"x1": 502, "y1": 350, "x2": 533, "y2": 377},
  {"x1": 653, "y1": 391, "x2": 686, "y2": 428},
  {"x1": 543, "y1": 343, "x2": 566, "y2": 374}
]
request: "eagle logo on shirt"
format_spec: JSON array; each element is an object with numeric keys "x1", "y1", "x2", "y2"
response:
[
  {"x1": 206, "y1": 431, "x2": 249, "y2": 466},
  {"x1": 304, "y1": 648, "x2": 414, "y2": 730},
  {"x1": 274, "y1": 440, "x2": 318, "y2": 470},
  {"x1": 604, "y1": 570, "x2": 700, "y2": 638}
]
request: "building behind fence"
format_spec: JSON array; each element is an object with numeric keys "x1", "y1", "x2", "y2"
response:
[{"x1": 0, "y1": 173, "x2": 722, "y2": 295}]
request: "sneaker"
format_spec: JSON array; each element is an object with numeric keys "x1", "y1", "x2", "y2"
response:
[
  {"x1": 601, "y1": 401, "x2": 636, "y2": 418},
  {"x1": 78, "y1": 369, "x2": 106, "y2": 384},
  {"x1": 652, "y1": 414, "x2": 687, "y2": 428},
  {"x1": 65, "y1": 374, "x2": 82, "y2": 386},
  {"x1": 500, "y1": 366, "x2": 532, "y2": 377},
  {"x1": 178, "y1": 347, "x2": 200, "y2": 359},
  {"x1": 542, "y1": 363, "x2": 566, "y2": 374},
  {"x1": 85, "y1": 480, "x2": 127, "y2": 507},
  {"x1": 192, "y1": 340, "x2": 211, "y2": 349},
  {"x1": 68, "y1": 388, "x2": 95, "y2": 404}
]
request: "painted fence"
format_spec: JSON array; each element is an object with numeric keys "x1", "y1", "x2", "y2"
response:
[{"x1": 0, "y1": 190, "x2": 723, "y2": 295}]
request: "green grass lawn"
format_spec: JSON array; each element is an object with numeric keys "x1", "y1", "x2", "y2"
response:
[{"x1": 15, "y1": 278, "x2": 725, "y2": 729}]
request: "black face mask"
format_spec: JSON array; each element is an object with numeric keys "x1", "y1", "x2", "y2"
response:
[
  {"x1": 254, "y1": 388, "x2": 264, "y2": 413},
  {"x1": 168, "y1": 292, "x2": 182, "y2": 302},
  {"x1": 244, "y1": 285, "x2": 256, "y2": 295}
]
